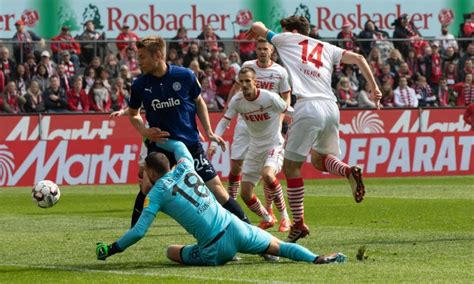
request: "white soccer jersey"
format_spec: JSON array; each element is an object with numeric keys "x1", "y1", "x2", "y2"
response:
[
  {"x1": 270, "y1": 32, "x2": 345, "y2": 100},
  {"x1": 241, "y1": 60, "x2": 291, "y2": 95},
  {"x1": 224, "y1": 89, "x2": 288, "y2": 149}
]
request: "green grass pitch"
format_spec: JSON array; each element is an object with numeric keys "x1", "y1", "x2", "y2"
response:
[{"x1": 0, "y1": 176, "x2": 473, "y2": 283}]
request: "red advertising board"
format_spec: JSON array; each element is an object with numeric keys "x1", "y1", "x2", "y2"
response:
[{"x1": 0, "y1": 108, "x2": 472, "y2": 187}]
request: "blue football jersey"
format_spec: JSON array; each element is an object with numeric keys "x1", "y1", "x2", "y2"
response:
[{"x1": 129, "y1": 65, "x2": 202, "y2": 146}]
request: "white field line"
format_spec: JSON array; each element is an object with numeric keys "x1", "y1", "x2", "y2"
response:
[{"x1": 0, "y1": 263, "x2": 292, "y2": 284}]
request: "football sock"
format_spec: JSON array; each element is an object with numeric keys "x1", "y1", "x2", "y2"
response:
[
  {"x1": 244, "y1": 195, "x2": 270, "y2": 221},
  {"x1": 263, "y1": 183, "x2": 274, "y2": 211},
  {"x1": 131, "y1": 190, "x2": 146, "y2": 227},
  {"x1": 278, "y1": 242, "x2": 317, "y2": 263},
  {"x1": 223, "y1": 198, "x2": 250, "y2": 224},
  {"x1": 323, "y1": 155, "x2": 351, "y2": 177},
  {"x1": 227, "y1": 174, "x2": 241, "y2": 200},
  {"x1": 287, "y1": 177, "x2": 305, "y2": 224},
  {"x1": 268, "y1": 179, "x2": 289, "y2": 219}
]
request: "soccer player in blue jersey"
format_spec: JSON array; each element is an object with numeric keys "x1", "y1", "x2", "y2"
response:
[
  {"x1": 126, "y1": 36, "x2": 249, "y2": 226},
  {"x1": 96, "y1": 139, "x2": 347, "y2": 266}
]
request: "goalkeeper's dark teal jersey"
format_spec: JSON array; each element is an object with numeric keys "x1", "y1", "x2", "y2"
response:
[{"x1": 116, "y1": 140, "x2": 232, "y2": 250}]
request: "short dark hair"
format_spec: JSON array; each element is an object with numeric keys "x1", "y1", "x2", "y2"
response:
[
  {"x1": 239, "y1": 66, "x2": 256, "y2": 77},
  {"x1": 145, "y1": 152, "x2": 171, "y2": 177},
  {"x1": 280, "y1": 16, "x2": 310, "y2": 36}
]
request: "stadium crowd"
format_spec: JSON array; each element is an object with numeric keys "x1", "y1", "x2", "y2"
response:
[{"x1": 0, "y1": 13, "x2": 473, "y2": 114}]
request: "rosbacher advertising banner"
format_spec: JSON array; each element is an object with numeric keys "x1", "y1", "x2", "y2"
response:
[
  {"x1": 0, "y1": 0, "x2": 472, "y2": 39},
  {"x1": 0, "y1": 109, "x2": 472, "y2": 187}
]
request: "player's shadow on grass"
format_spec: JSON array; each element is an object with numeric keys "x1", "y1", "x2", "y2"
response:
[{"x1": 340, "y1": 236, "x2": 474, "y2": 246}]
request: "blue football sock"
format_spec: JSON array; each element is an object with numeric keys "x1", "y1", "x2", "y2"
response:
[{"x1": 278, "y1": 242, "x2": 318, "y2": 263}]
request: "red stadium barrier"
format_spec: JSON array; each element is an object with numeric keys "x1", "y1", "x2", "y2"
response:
[{"x1": 0, "y1": 108, "x2": 472, "y2": 187}]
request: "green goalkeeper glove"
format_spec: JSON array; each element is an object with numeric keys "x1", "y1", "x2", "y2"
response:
[{"x1": 96, "y1": 242, "x2": 122, "y2": 261}]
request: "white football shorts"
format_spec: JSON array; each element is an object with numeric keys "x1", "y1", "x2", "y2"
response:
[{"x1": 242, "y1": 143, "x2": 284, "y2": 185}]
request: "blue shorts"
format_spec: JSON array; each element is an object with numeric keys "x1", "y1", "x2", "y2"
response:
[
  {"x1": 181, "y1": 215, "x2": 273, "y2": 266},
  {"x1": 146, "y1": 140, "x2": 217, "y2": 182}
]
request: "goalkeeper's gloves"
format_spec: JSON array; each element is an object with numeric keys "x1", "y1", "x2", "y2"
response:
[{"x1": 96, "y1": 242, "x2": 122, "y2": 261}]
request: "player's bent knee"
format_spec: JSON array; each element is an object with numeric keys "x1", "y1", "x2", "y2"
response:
[
  {"x1": 230, "y1": 160, "x2": 243, "y2": 175},
  {"x1": 167, "y1": 245, "x2": 184, "y2": 263},
  {"x1": 310, "y1": 151, "x2": 326, "y2": 171}
]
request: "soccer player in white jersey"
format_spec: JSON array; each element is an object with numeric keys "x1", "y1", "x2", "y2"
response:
[
  {"x1": 247, "y1": 16, "x2": 382, "y2": 242},
  {"x1": 208, "y1": 67, "x2": 292, "y2": 229},
  {"x1": 216, "y1": 38, "x2": 292, "y2": 232}
]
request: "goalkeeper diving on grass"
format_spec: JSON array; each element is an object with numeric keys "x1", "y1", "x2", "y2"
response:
[{"x1": 96, "y1": 139, "x2": 347, "y2": 265}]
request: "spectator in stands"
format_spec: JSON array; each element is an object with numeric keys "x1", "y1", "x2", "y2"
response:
[
  {"x1": 463, "y1": 103, "x2": 474, "y2": 131},
  {"x1": 367, "y1": 47, "x2": 383, "y2": 77},
  {"x1": 358, "y1": 20, "x2": 391, "y2": 57},
  {"x1": 89, "y1": 79, "x2": 111, "y2": 112},
  {"x1": 32, "y1": 63, "x2": 50, "y2": 92},
  {"x1": 119, "y1": 47, "x2": 141, "y2": 76},
  {"x1": 90, "y1": 56, "x2": 103, "y2": 75},
  {"x1": 182, "y1": 41, "x2": 207, "y2": 69},
  {"x1": 234, "y1": 29, "x2": 256, "y2": 62},
  {"x1": 452, "y1": 73, "x2": 474, "y2": 106},
  {"x1": 336, "y1": 21, "x2": 359, "y2": 52},
  {"x1": 308, "y1": 25, "x2": 322, "y2": 40},
  {"x1": 116, "y1": 24, "x2": 140, "y2": 60},
  {"x1": 386, "y1": 48, "x2": 404, "y2": 73},
  {"x1": 461, "y1": 12, "x2": 474, "y2": 51},
  {"x1": 228, "y1": 51, "x2": 242, "y2": 73},
  {"x1": 343, "y1": 65, "x2": 360, "y2": 92},
  {"x1": 215, "y1": 57, "x2": 236, "y2": 102},
  {"x1": 196, "y1": 24, "x2": 225, "y2": 57},
  {"x1": 379, "y1": 63, "x2": 397, "y2": 88},
  {"x1": 24, "y1": 80, "x2": 45, "y2": 113},
  {"x1": 82, "y1": 66, "x2": 97, "y2": 94},
  {"x1": 169, "y1": 27, "x2": 190, "y2": 57},
  {"x1": 39, "y1": 51, "x2": 57, "y2": 77},
  {"x1": 435, "y1": 24, "x2": 459, "y2": 54},
  {"x1": 25, "y1": 54, "x2": 37, "y2": 77},
  {"x1": 111, "y1": 77, "x2": 129, "y2": 111},
  {"x1": 67, "y1": 76, "x2": 89, "y2": 112},
  {"x1": 11, "y1": 20, "x2": 44, "y2": 64},
  {"x1": 444, "y1": 62, "x2": 458, "y2": 86},
  {"x1": 207, "y1": 46, "x2": 222, "y2": 71},
  {"x1": 398, "y1": 62, "x2": 414, "y2": 85},
  {"x1": 98, "y1": 68, "x2": 112, "y2": 92},
  {"x1": 392, "y1": 14, "x2": 427, "y2": 58},
  {"x1": 60, "y1": 51, "x2": 75, "y2": 78},
  {"x1": 441, "y1": 46, "x2": 459, "y2": 70},
  {"x1": 200, "y1": 76, "x2": 218, "y2": 111},
  {"x1": 436, "y1": 77, "x2": 457, "y2": 107},
  {"x1": 458, "y1": 43, "x2": 474, "y2": 74},
  {"x1": 43, "y1": 75, "x2": 68, "y2": 112},
  {"x1": 358, "y1": 80, "x2": 377, "y2": 108},
  {"x1": 13, "y1": 63, "x2": 29, "y2": 96},
  {"x1": 119, "y1": 65, "x2": 132, "y2": 91},
  {"x1": 104, "y1": 54, "x2": 120, "y2": 79},
  {"x1": 381, "y1": 81, "x2": 395, "y2": 107},
  {"x1": 336, "y1": 76, "x2": 358, "y2": 108},
  {"x1": 1, "y1": 81, "x2": 24, "y2": 113},
  {"x1": 166, "y1": 48, "x2": 182, "y2": 66},
  {"x1": 415, "y1": 75, "x2": 437, "y2": 106},
  {"x1": 406, "y1": 48, "x2": 419, "y2": 75},
  {"x1": 0, "y1": 69, "x2": 4, "y2": 94},
  {"x1": 57, "y1": 63, "x2": 72, "y2": 93},
  {"x1": 203, "y1": 62, "x2": 217, "y2": 95},
  {"x1": 459, "y1": 59, "x2": 473, "y2": 82},
  {"x1": 51, "y1": 26, "x2": 80, "y2": 68},
  {"x1": 421, "y1": 43, "x2": 443, "y2": 87},
  {"x1": 394, "y1": 76, "x2": 418, "y2": 107},
  {"x1": 189, "y1": 60, "x2": 205, "y2": 83},
  {"x1": 78, "y1": 20, "x2": 104, "y2": 65},
  {"x1": 0, "y1": 46, "x2": 16, "y2": 81}
]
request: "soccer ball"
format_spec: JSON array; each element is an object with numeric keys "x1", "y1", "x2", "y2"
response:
[{"x1": 32, "y1": 180, "x2": 61, "y2": 208}]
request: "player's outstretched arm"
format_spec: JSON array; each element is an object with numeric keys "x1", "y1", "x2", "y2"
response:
[
  {"x1": 341, "y1": 51, "x2": 382, "y2": 109},
  {"x1": 247, "y1": 22, "x2": 271, "y2": 39},
  {"x1": 128, "y1": 107, "x2": 170, "y2": 141},
  {"x1": 207, "y1": 116, "x2": 231, "y2": 157},
  {"x1": 195, "y1": 95, "x2": 226, "y2": 149},
  {"x1": 110, "y1": 107, "x2": 129, "y2": 118}
]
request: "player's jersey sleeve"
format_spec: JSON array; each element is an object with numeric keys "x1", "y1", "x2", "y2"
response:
[
  {"x1": 224, "y1": 95, "x2": 239, "y2": 119},
  {"x1": 129, "y1": 76, "x2": 144, "y2": 109},
  {"x1": 115, "y1": 186, "x2": 162, "y2": 250},
  {"x1": 269, "y1": 91, "x2": 289, "y2": 113},
  {"x1": 279, "y1": 67, "x2": 291, "y2": 93},
  {"x1": 189, "y1": 71, "x2": 202, "y2": 100},
  {"x1": 325, "y1": 42, "x2": 345, "y2": 66}
]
